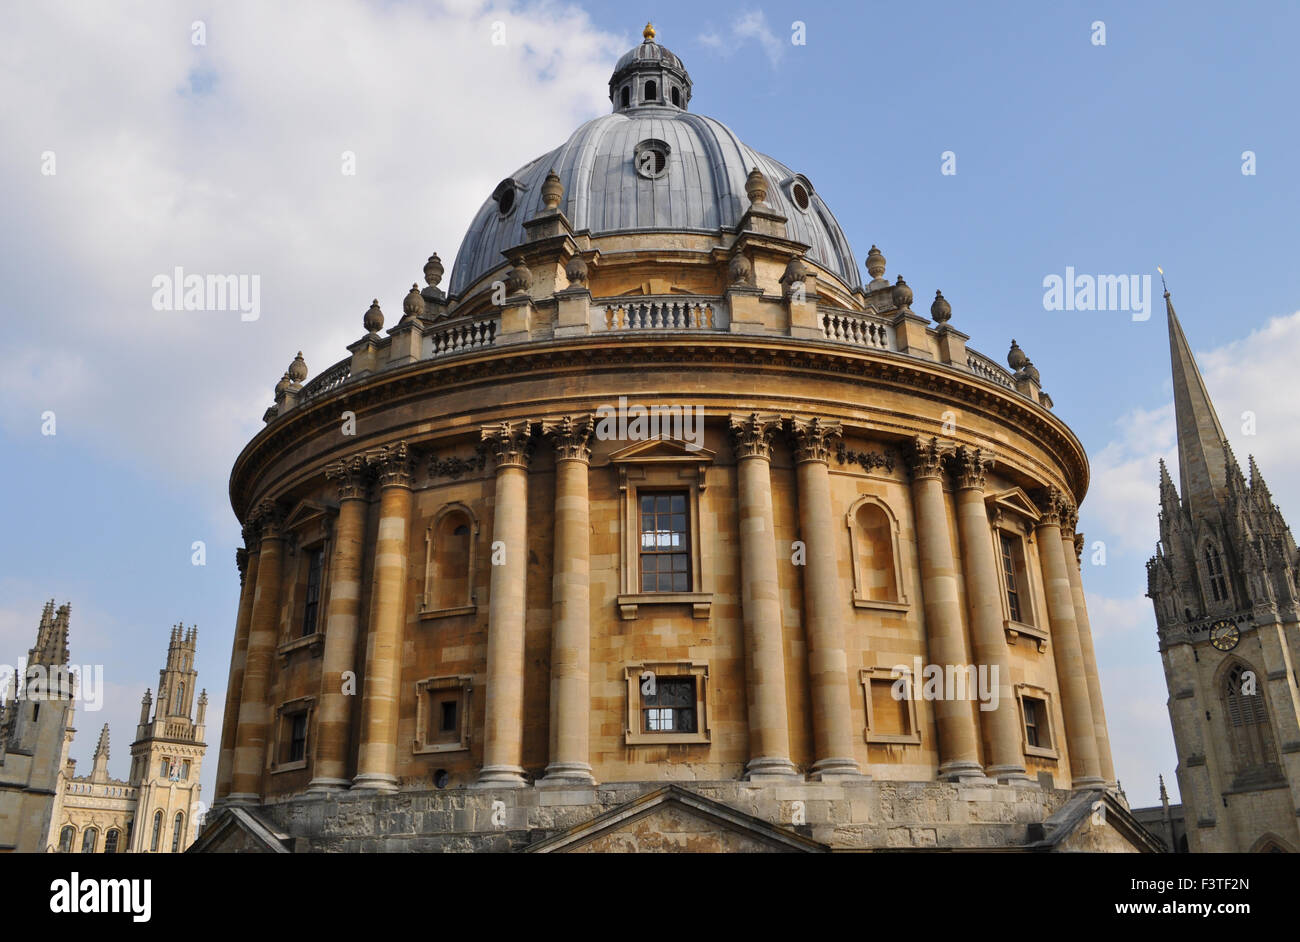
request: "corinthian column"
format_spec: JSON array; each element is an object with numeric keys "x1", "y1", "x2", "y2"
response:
[
  {"x1": 353, "y1": 442, "x2": 414, "y2": 792},
  {"x1": 215, "y1": 525, "x2": 260, "y2": 802},
  {"x1": 475, "y1": 421, "x2": 534, "y2": 787},
  {"x1": 230, "y1": 500, "x2": 284, "y2": 802},
  {"x1": 1062, "y1": 512, "x2": 1115, "y2": 785},
  {"x1": 310, "y1": 454, "x2": 370, "y2": 791},
  {"x1": 730, "y1": 413, "x2": 797, "y2": 780},
  {"x1": 790, "y1": 417, "x2": 862, "y2": 781},
  {"x1": 541, "y1": 416, "x2": 595, "y2": 786},
  {"x1": 952, "y1": 447, "x2": 1029, "y2": 782},
  {"x1": 1035, "y1": 489, "x2": 1103, "y2": 787},
  {"x1": 908, "y1": 437, "x2": 984, "y2": 782}
]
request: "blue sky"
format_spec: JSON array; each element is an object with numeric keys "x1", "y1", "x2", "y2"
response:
[{"x1": 3, "y1": 0, "x2": 1299, "y2": 812}]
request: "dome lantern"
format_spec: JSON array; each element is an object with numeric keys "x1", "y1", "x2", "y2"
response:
[{"x1": 609, "y1": 26, "x2": 692, "y2": 113}]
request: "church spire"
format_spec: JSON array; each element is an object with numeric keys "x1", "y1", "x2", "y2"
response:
[{"x1": 1165, "y1": 286, "x2": 1229, "y2": 520}]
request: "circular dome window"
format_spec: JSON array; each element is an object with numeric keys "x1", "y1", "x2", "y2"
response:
[
  {"x1": 633, "y1": 139, "x2": 671, "y2": 180},
  {"x1": 791, "y1": 182, "x2": 810, "y2": 210},
  {"x1": 491, "y1": 178, "x2": 520, "y2": 217}
]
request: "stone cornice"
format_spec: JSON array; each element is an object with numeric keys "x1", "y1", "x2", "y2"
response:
[{"x1": 230, "y1": 338, "x2": 1089, "y2": 520}]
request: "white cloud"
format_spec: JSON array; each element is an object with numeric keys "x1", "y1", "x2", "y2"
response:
[
  {"x1": 697, "y1": 10, "x2": 785, "y2": 67},
  {"x1": 0, "y1": 0, "x2": 624, "y2": 526}
]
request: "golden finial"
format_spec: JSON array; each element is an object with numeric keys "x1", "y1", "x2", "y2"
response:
[{"x1": 643, "y1": 22, "x2": 656, "y2": 41}]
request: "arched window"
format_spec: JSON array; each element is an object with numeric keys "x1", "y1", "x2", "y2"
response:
[
  {"x1": 847, "y1": 497, "x2": 907, "y2": 607},
  {"x1": 423, "y1": 505, "x2": 476, "y2": 614},
  {"x1": 1222, "y1": 661, "x2": 1279, "y2": 781},
  {"x1": 172, "y1": 812, "x2": 184, "y2": 853},
  {"x1": 1204, "y1": 544, "x2": 1228, "y2": 602},
  {"x1": 81, "y1": 828, "x2": 97, "y2": 853},
  {"x1": 644, "y1": 80, "x2": 657, "y2": 102},
  {"x1": 670, "y1": 86, "x2": 680, "y2": 107},
  {"x1": 104, "y1": 829, "x2": 120, "y2": 854},
  {"x1": 150, "y1": 810, "x2": 163, "y2": 852},
  {"x1": 620, "y1": 85, "x2": 630, "y2": 108},
  {"x1": 58, "y1": 826, "x2": 74, "y2": 853}
]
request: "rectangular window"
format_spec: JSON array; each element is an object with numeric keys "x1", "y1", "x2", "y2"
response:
[
  {"x1": 1000, "y1": 534, "x2": 1022, "y2": 623},
  {"x1": 1023, "y1": 696, "x2": 1049, "y2": 749},
  {"x1": 642, "y1": 676, "x2": 697, "y2": 733},
  {"x1": 288, "y1": 713, "x2": 307, "y2": 762},
  {"x1": 639, "y1": 492, "x2": 690, "y2": 592},
  {"x1": 869, "y1": 678, "x2": 910, "y2": 737},
  {"x1": 302, "y1": 548, "x2": 324, "y2": 637},
  {"x1": 414, "y1": 677, "x2": 472, "y2": 753}
]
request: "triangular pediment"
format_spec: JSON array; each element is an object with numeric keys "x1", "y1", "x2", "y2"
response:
[
  {"x1": 283, "y1": 498, "x2": 335, "y2": 533},
  {"x1": 187, "y1": 807, "x2": 293, "y2": 854},
  {"x1": 523, "y1": 784, "x2": 827, "y2": 853},
  {"x1": 606, "y1": 438, "x2": 714, "y2": 465},
  {"x1": 986, "y1": 487, "x2": 1041, "y2": 523}
]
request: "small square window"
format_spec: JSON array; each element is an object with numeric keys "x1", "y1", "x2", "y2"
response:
[
  {"x1": 643, "y1": 676, "x2": 697, "y2": 733},
  {"x1": 414, "y1": 677, "x2": 472, "y2": 754},
  {"x1": 1017, "y1": 688, "x2": 1057, "y2": 759},
  {"x1": 624, "y1": 663, "x2": 710, "y2": 744}
]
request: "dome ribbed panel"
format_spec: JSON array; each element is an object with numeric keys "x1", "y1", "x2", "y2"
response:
[{"x1": 448, "y1": 110, "x2": 862, "y2": 295}]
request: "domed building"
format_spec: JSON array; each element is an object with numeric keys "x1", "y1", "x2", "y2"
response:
[{"x1": 200, "y1": 26, "x2": 1159, "y2": 853}]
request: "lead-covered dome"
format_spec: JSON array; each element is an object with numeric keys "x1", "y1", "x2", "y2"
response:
[{"x1": 448, "y1": 28, "x2": 861, "y2": 296}]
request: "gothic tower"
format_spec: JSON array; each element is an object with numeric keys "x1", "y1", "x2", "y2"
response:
[
  {"x1": 1146, "y1": 289, "x2": 1300, "y2": 852},
  {"x1": 0, "y1": 601, "x2": 77, "y2": 851},
  {"x1": 127, "y1": 624, "x2": 207, "y2": 852}
]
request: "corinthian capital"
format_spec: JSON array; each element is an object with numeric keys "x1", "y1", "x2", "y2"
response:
[
  {"x1": 907, "y1": 436, "x2": 949, "y2": 481},
  {"x1": 542, "y1": 415, "x2": 594, "y2": 463},
  {"x1": 481, "y1": 420, "x2": 535, "y2": 469},
  {"x1": 729, "y1": 412, "x2": 782, "y2": 461},
  {"x1": 953, "y1": 446, "x2": 994, "y2": 491},
  {"x1": 1060, "y1": 501, "x2": 1079, "y2": 533},
  {"x1": 251, "y1": 499, "x2": 285, "y2": 540},
  {"x1": 1035, "y1": 487, "x2": 1069, "y2": 528},
  {"x1": 325, "y1": 453, "x2": 371, "y2": 500},
  {"x1": 367, "y1": 441, "x2": 415, "y2": 488},
  {"x1": 789, "y1": 416, "x2": 843, "y2": 464}
]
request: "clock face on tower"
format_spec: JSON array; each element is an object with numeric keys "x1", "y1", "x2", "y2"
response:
[{"x1": 1210, "y1": 619, "x2": 1240, "y2": 652}]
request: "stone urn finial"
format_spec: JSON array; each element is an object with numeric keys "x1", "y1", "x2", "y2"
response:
[
  {"x1": 780, "y1": 256, "x2": 808, "y2": 296},
  {"x1": 274, "y1": 371, "x2": 291, "y2": 398},
  {"x1": 745, "y1": 167, "x2": 768, "y2": 206},
  {"x1": 363, "y1": 298, "x2": 384, "y2": 334},
  {"x1": 866, "y1": 245, "x2": 886, "y2": 282},
  {"x1": 1007, "y1": 339, "x2": 1027, "y2": 370},
  {"x1": 930, "y1": 290, "x2": 951, "y2": 324},
  {"x1": 728, "y1": 253, "x2": 755, "y2": 286},
  {"x1": 891, "y1": 275, "x2": 913, "y2": 313},
  {"x1": 505, "y1": 255, "x2": 533, "y2": 296},
  {"x1": 423, "y1": 253, "x2": 444, "y2": 289},
  {"x1": 402, "y1": 283, "x2": 425, "y2": 321},
  {"x1": 541, "y1": 169, "x2": 563, "y2": 212},
  {"x1": 288, "y1": 351, "x2": 308, "y2": 384},
  {"x1": 565, "y1": 254, "x2": 588, "y2": 288}
]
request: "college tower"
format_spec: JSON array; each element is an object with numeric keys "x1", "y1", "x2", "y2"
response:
[
  {"x1": 1146, "y1": 290, "x2": 1300, "y2": 852},
  {"x1": 200, "y1": 25, "x2": 1159, "y2": 852},
  {"x1": 0, "y1": 604, "x2": 207, "y2": 853}
]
